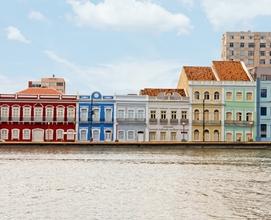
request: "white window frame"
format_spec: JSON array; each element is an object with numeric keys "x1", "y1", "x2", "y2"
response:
[
  {"x1": 127, "y1": 130, "x2": 135, "y2": 141},
  {"x1": 92, "y1": 129, "x2": 100, "y2": 141},
  {"x1": 105, "y1": 107, "x2": 113, "y2": 122},
  {"x1": 45, "y1": 106, "x2": 54, "y2": 122},
  {"x1": 92, "y1": 107, "x2": 100, "y2": 122},
  {"x1": 0, "y1": 129, "x2": 9, "y2": 140},
  {"x1": 12, "y1": 106, "x2": 20, "y2": 122},
  {"x1": 137, "y1": 109, "x2": 145, "y2": 119},
  {"x1": 67, "y1": 129, "x2": 75, "y2": 141},
  {"x1": 23, "y1": 106, "x2": 31, "y2": 122},
  {"x1": 80, "y1": 107, "x2": 88, "y2": 122},
  {"x1": 0, "y1": 106, "x2": 9, "y2": 122},
  {"x1": 104, "y1": 129, "x2": 112, "y2": 141},
  {"x1": 79, "y1": 128, "x2": 88, "y2": 141},
  {"x1": 34, "y1": 107, "x2": 43, "y2": 122},
  {"x1": 118, "y1": 130, "x2": 125, "y2": 141},
  {"x1": 127, "y1": 108, "x2": 135, "y2": 119},
  {"x1": 45, "y1": 129, "x2": 54, "y2": 141},
  {"x1": 67, "y1": 106, "x2": 75, "y2": 122},
  {"x1": 56, "y1": 106, "x2": 65, "y2": 122},
  {"x1": 11, "y1": 129, "x2": 20, "y2": 140},
  {"x1": 23, "y1": 129, "x2": 31, "y2": 140},
  {"x1": 56, "y1": 129, "x2": 64, "y2": 140},
  {"x1": 117, "y1": 108, "x2": 125, "y2": 119}
]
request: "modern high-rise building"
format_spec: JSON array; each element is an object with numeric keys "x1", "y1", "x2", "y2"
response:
[
  {"x1": 221, "y1": 31, "x2": 271, "y2": 68},
  {"x1": 28, "y1": 75, "x2": 66, "y2": 94}
]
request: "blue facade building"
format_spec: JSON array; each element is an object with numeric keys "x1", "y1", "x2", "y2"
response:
[
  {"x1": 254, "y1": 67, "x2": 271, "y2": 141},
  {"x1": 77, "y1": 92, "x2": 114, "y2": 142}
]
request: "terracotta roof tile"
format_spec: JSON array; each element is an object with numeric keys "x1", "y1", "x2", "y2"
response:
[
  {"x1": 140, "y1": 88, "x2": 186, "y2": 97},
  {"x1": 17, "y1": 88, "x2": 62, "y2": 95},
  {"x1": 183, "y1": 66, "x2": 216, "y2": 81},
  {"x1": 212, "y1": 61, "x2": 250, "y2": 81}
]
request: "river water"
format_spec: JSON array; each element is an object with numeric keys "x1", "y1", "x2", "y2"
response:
[{"x1": 0, "y1": 146, "x2": 270, "y2": 220}]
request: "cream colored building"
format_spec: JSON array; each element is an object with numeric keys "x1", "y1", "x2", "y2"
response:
[
  {"x1": 140, "y1": 88, "x2": 190, "y2": 141},
  {"x1": 221, "y1": 31, "x2": 271, "y2": 68}
]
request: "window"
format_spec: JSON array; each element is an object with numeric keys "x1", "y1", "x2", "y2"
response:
[
  {"x1": 260, "y1": 59, "x2": 266, "y2": 64},
  {"x1": 246, "y1": 92, "x2": 253, "y2": 101},
  {"x1": 194, "y1": 130, "x2": 199, "y2": 141},
  {"x1": 161, "y1": 111, "x2": 166, "y2": 119},
  {"x1": 214, "y1": 130, "x2": 219, "y2": 141},
  {"x1": 56, "y1": 107, "x2": 65, "y2": 121},
  {"x1": 67, "y1": 129, "x2": 75, "y2": 141},
  {"x1": 248, "y1": 59, "x2": 254, "y2": 65},
  {"x1": 260, "y1": 51, "x2": 265, "y2": 56},
  {"x1": 194, "y1": 91, "x2": 200, "y2": 100},
  {"x1": 127, "y1": 130, "x2": 135, "y2": 141},
  {"x1": 92, "y1": 130, "x2": 100, "y2": 141},
  {"x1": 248, "y1": 43, "x2": 254, "y2": 48},
  {"x1": 246, "y1": 113, "x2": 253, "y2": 121},
  {"x1": 261, "y1": 124, "x2": 267, "y2": 138},
  {"x1": 194, "y1": 110, "x2": 200, "y2": 120},
  {"x1": 248, "y1": 51, "x2": 254, "y2": 57},
  {"x1": 12, "y1": 129, "x2": 19, "y2": 140},
  {"x1": 118, "y1": 131, "x2": 125, "y2": 140},
  {"x1": 105, "y1": 130, "x2": 112, "y2": 141},
  {"x1": 67, "y1": 107, "x2": 75, "y2": 121},
  {"x1": 240, "y1": 42, "x2": 245, "y2": 47},
  {"x1": 150, "y1": 110, "x2": 156, "y2": 119},
  {"x1": 12, "y1": 106, "x2": 20, "y2": 122},
  {"x1": 0, "y1": 129, "x2": 8, "y2": 140},
  {"x1": 170, "y1": 132, "x2": 177, "y2": 141},
  {"x1": 204, "y1": 91, "x2": 209, "y2": 100},
  {"x1": 204, "y1": 110, "x2": 209, "y2": 121},
  {"x1": 226, "y1": 132, "x2": 233, "y2": 141},
  {"x1": 260, "y1": 43, "x2": 266, "y2": 48},
  {"x1": 93, "y1": 108, "x2": 99, "y2": 122},
  {"x1": 226, "y1": 112, "x2": 232, "y2": 121},
  {"x1": 80, "y1": 108, "x2": 88, "y2": 122},
  {"x1": 149, "y1": 132, "x2": 156, "y2": 141},
  {"x1": 56, "y1": 129, "x2": 64, "y2": 140},
  {"x1": 34, "y1": 107, "x2": 43, "y2": 122},
  {"x1": 214, "y1": 110, "x2": 219, "y2": 121},
  {"x1": 160, "y1": 132, "x2": 166, "y2": 141},
  {"x1": 214, "y1": 92, "x2": 220, "y2": 100},
  {"x1": 236, "y1": 92, "x2": 243, "y2": 101},
  {"x1": 23, "y1": 106, "x2": 31, "y2": 122},
  {"x1": 226, "y1": 92, "x2": 232, "y2": 100},
  {"x1": 240, "y1": 35, "x2": 244, "y2": 40},
  {"x1": 79, "y1": 129, "x2": 87, "y2": 141},
  {"x1": 45, "y1": 107, "x2": 54, "y2": 122},
  {"x1": 45, "y1": 129, "x2": 54, "y2": 141},
  {"x1": 261, "y1": 107, "x2": 267, "y2": 116},
  {"x1": 1, "y1": 106, "x2": 9, "y2": 122},
  {"x1": 260, "y1": 35, "x2": 265, "y2": 40},
  {"x1": 127, "y1": 109, "x2": 134, "y2": 119},
  {"x1": 261, "y1": 89, "x2": 267, "y2": 98},
  {"x1": 230, "y1": 50, "x2": 234, "y2": 56},
  {"x1": 236, "y1": 133, "x2": 242, "y2": 141},
  {"x1": 229, "y1": 42, "x2": 234, "y2": 47},
  {"x1": 117, "y1": 109, "x2": 125, "y2": 119},
  {"x1": 236, "y1": 112, "x2": 242, "y2": 121},
  {"x1": 137, "y1": 109, "x2": 144, "y2": 119},
  {"x1": 105, "y1": 108, "x2": 112, "y2": 122},
  {"x1": 181, "y1": 111, "x2": 187, "y2": 119},
  {"x1": 249, "y1": 36, "x2": 253, "y2": 40},
  {"x1": 23, "y1": 129, "x2": 31, "y2": 140},
  {"x1": 240, "y1": 50, "x2": 245, "y2": 56},
  {"x1": 171, "y1": 111, "x2": 177, "y2": 119},
  {"x1": 230, "y1": 35, "x2": 234, "y2": 39}
]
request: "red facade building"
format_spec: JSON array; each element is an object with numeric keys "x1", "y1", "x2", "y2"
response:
[{"x1": 0, "y1": 88, "x2": 77, "y2": 142}]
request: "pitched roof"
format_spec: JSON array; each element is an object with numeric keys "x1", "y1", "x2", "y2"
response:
[
  {"x1": 17, "y1": 88, "x2": 62, "y2": 95},
  {"x1": 183, "y1": 66, "x2": 216, "y2": 81},
  {"x1": 140, "y1": 88, "x2": 186, "y2": 97},
  {"x1": 212, "y1": 61, "x2": 250, "y2": 81}
]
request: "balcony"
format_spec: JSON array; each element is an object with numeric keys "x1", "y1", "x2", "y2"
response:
[
  {"x1": 160, "y1": 119, "x2": 168, "y2": 125},
  {"x1": 193, "y1": 120, "x2": 221, "y2": 125},
  {"x1": 225, "y1": 120, "x2": 254, "y2": 127},
  {"x1": 149, "y1": 118, "x2": 158, "y2": 124},
  {"x1": 0, "y1": 116, "x2": 9, "y2": 122},
  {"x1": 180, "y1": 119, "x2": 189, "y2": 125},
  {"x1": 117, "y1": 117, "x2": 146, "y2": 123},
  {"x1": 170, "y1": 119, "x2": 179, "y2": 125}
]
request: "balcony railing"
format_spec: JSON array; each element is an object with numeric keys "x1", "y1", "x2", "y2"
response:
[
  {"x1": 170, "y1": 119, "x2": 178, "y2": 125},
  {"x1": 117, "y1": 117, "x2": 146, "y2": 123},
  {"x1": 149, "y1": 118, "x2": 158, "y2": 124},
  {"x1": 180, "y1": 119, "x2": 189, "y2": 124},
  {"x1": 0, "y1": 116, "x2": 75, "y2": 123},
  {"x1": 225, "y1": 120, "x2": 254, "y2": 127},
  {"x1": 193, "y1": 120, "x2": 221, "y2": 125},
  {"x1": 160, "y1": 119, "x2": 168, "y2": 125}
]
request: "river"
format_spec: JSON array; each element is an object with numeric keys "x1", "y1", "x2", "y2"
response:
[{"x1": 0, "y1": 146, "x2": 270, "y2": 220}]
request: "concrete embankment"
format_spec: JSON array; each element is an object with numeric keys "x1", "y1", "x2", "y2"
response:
[{"x1": 0, "y1": 141, "x2": 271, "y2": 149}]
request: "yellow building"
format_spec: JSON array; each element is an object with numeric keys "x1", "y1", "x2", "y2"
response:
[{"x1": 178, "y1": 66, "x2": 223, "y2": 141}]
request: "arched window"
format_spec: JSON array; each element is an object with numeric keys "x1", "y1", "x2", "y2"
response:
[
  {"x1": 12, "y1": 106, "x2": 20, "y2": 122},
  {"x1": 214, "y1": 92, "x2": 220, "y2": 100},
  {"x1": 204, "y1": 91, "x2": 210, "y2": 100},
  {"x1": 11, "y1": 129, "x2": 20, "y2": 140},
  {"x1": 0, "y1": 129, "x2": 9, "y2": 140},
  {"x1": 67, "y1": 129, "x2": 75, "y2": 141},
  {"x1": 194, "y1": 109, "x2": 200, "y2": 120},
  {"x1": 226, "y1": 112, "x2": 232, "y2": 121},
  {"x1": 56, "y1": 129, "x2": 64, "y2": 140},
  {"x1": 226, "y1": 132, "x2": 233, "y2": 141},
  {"x1": 22, "y1": 129, "x2": 31, "y2": 140},
  {"x1": 246, "y1": 112, "x2": 252, "y2": 121},
  {"x1": 204, "y1": 129, "x2": 210, "y2": 141},
  {"x1": 194, "y1": 91, "x2": 200, "y2": 100},
  {"x1": 204, "y1": 110, "x2": 209, "y2": 121},
  {"x1": 214, "y1": 130, "x2": 219, "y2": 141},
  {"x1": 194, "y1": 130, "x2": 200, "y2": 141},
  {"x1": 214, "y1": 110, "x2": 219, "y2": 121},
  {"x1": 0, "y1": 105, "x2": 9, "y2": 122},
  {"x1": 45, "y1": 129, "x2": 54, "y2": 141},
  {"x1": 236, "y1": 112, "x2": 242, "y2": 121}
]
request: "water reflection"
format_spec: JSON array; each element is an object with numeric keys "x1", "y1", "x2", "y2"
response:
[{"x1": 0, "y1": 146, "x2": 270, "y2": 220}]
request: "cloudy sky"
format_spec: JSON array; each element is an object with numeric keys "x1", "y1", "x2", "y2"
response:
[{"x1": 1, "y1": 0, "x2": 270, "y2": 94}]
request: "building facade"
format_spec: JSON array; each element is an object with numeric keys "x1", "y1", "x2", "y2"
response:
[
  {"x1": 221, "y1": 31, "x2": 271, "y2": 68},
  {"x1": 140, "y1": 88, "x2": 190, "y2": 141},
  {"x1": 0, "y1": 88, "x2": 77, "y2": 142},
  {"x1": 114, "y1": 94, "x2": 147, "y2": 142},
  {"x1": 78, "y1": 92, "x2": 114, "y2": 142}
]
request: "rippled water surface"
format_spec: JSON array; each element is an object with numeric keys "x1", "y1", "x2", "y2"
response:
[{"x1": 0, "y1": 146, "x2": 271, "y2": 220}]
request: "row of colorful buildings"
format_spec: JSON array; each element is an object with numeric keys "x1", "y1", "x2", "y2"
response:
[{"x1": 0, "y1": 60, "x2": 270, "y2": 142}]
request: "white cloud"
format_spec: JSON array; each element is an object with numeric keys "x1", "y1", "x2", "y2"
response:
[
  {"x1": 201, "y1": 0, "x2": 271, "y2": 29},
  {"x1": 177, "y1": 0, "x2": 194, "y2": 8},
  {"x1": 28, "y1": 10, "x2": 47, "y2": 21},
  {"x1": 66, "y1": 0, "x2": 192, "y2": 34},
  {"x1": 44, "y1": 50, "x2": 181, "y2": 94},
  {"x1": 5, "y1": 26, "x2": 30, "y2": 44}
]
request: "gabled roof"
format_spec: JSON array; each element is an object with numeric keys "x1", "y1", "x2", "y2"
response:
[
  {"x1": 140, "y1": 88, "x2": 186, "y2": 97},
  {"x1": 212, "y1": 61, "x2": 250, "y2": 81},
  {"x1": 17, "y1": 88, "x2": 62, "y2": 95},
  {"x1": 183, "y1": 66, "x2": 216, "y2": 81}
]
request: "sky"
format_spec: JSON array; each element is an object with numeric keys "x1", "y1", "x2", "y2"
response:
[{"x1": 1, "y1": 0, "x2": 271, "y2": 95}]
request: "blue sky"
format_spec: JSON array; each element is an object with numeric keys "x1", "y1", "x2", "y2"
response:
[{"x1": 1, "y1": 0, "x2": 271, "y2": 94}]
